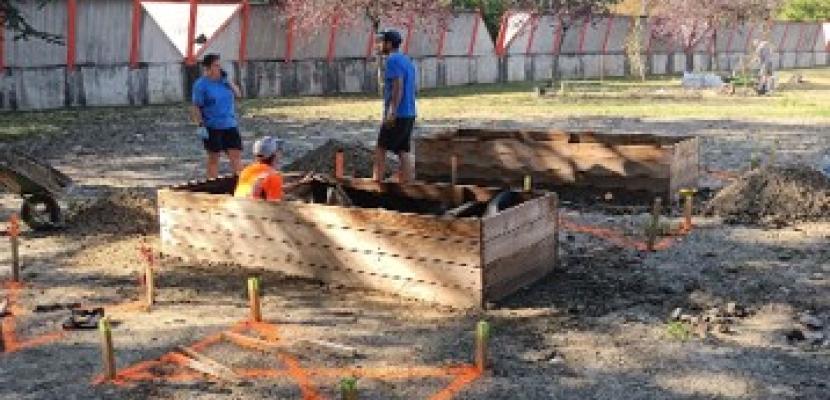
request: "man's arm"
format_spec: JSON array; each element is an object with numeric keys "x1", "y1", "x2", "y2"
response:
[
  {"x1": 230, "y1": 81, "x2": 242, "y2": 98},
  {"x1": 190, "y1": 105, "x2": 203, "y2": 126},
  {"x1": 385, "y1": 78, "x2": 403, "y2": 125}
]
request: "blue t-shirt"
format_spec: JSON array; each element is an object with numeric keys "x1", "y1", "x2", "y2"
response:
[
  {"x1": 384, "y1": 52, "x2": 417, "y2": 118},
  {"x1": 192, "y1": 77, "x2": 237, "y2": 129}
]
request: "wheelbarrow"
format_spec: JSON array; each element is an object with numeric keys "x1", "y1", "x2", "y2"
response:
[{"x1": 0, "y1": 148, "x2": 73, "y2": 231}]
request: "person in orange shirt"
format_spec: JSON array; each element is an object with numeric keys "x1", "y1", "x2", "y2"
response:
[{"x1": 235, "y1": 136, "x2": 312, "y2": 201}]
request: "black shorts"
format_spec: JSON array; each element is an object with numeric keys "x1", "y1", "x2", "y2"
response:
[
  {"x1": 203, "y1": 127, "x2": 243, "y2": 153},
  {"x1": 377, "y1": 117, "x2": 415, "y2": 153}
]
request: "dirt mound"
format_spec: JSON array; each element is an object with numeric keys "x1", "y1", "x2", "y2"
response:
[
  {"x1": 67, "y1": 187, "x2": 158, "y2": 235},
  {"x1": 706, "y1": 166, "x2": 830, "y2": 225},
  {"x1": 285, "y1": 139, "x2": 398, "y2": 178}
]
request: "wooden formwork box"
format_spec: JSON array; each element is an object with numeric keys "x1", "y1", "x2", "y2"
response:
[
  {"x1": 415, "y1": 128, "x2": 700, "y2": 202},
  {"x1": 158, "y1": 177, "x2": 558, "y2": 308}
]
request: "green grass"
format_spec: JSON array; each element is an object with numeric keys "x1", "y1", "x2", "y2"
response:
[
  {"x1": 665, "y1": 321, "x2": 692, "y2": 342},
  {"x1": 1, "y1": 67, "x2": 828, "y2": 142},
  {"x1": 245, "y1": 67, "x2": 830, "y2": 122}
]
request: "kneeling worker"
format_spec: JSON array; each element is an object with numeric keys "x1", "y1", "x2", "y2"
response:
[{"x1": 234, "y1": 136, "x2": 287, "y2": 201}]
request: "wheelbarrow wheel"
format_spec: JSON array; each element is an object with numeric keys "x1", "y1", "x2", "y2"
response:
[{"x1": 20, "y1": 194, "x2": 62, "y2": 231}]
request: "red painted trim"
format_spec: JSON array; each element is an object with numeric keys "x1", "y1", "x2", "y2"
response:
[
  {"x1": 645, "y1": 19, "x2": 655, "y2": 54},
  {"x1": 129, "y1": 0, "x2": 142, "y2": 68},
  {"x1": 436, "y1": 20, "x2": 448, "y2": 59},
  {"x1": 552, "y1": 15, "x2": 564, "y2": 55},
  {"x1": 194, "y1": 4, "x2": 242, "y2": 60},
  {"x1": 724, "y1": 25, "x2": 736, "y2": 53},
  {"x1": 600, "y1": 17, "x2": 615, "y2": 55},
  {"x1": 577, "y1": 15, "x2": 590, "y2": 54},
  {"x1": 744, "y1": 25, "x2": 755, "y2": 52},
  {"x1": 525, "y1": 14, "x2": 539, "y2": 55},
  {"x1": 811, "y1": 25, "x2": 823, "y2": 52},
  {"x1": 67, "y1": 0, "x2": 77, "y2": 70},
  {"x1": 239, "y1": 0, "x2": 249, "y2": 63},
  {"x1": 502, "y1": 13, "x2": 534, "y2": 55},
  {"x1": 364, "y1": 23, "x2": 374, "y2": 59},
  {"x1": 403, "y1": 15, "x2": 414, "y2": 54},
  {"x1": 495, "y1": 11, "x2": 510, "y2": 57},
  {"x1": 778, "y1": 23, "x2": 790, "y2": 51},
  {"x1": 710, "y1": 28, "x2": 716, "y2": 55},
  {"x1": 794, "y1": 23, "x2": 807, "y2": 52},
  {"x1": 0, "y1": 11, "x2": 5, "y2": 72},
  {"x1": 185, "y1": 0, "x2": 198, "y2": 65},
  {"x1": 286, "y1": 17, "x2": 295, "y2": 63},
  {"x1": 468, "y1": 8, "x2": 482, "y2": 57},
  {"x1": 326, "y1": 14, "x2": 339, "y2": 63}
]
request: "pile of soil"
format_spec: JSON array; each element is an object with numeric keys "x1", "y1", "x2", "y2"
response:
[
  {"x1": 285, "y1": 139, "x2": 398, "y2": 178},
  {"x1": 706, "y1": 166, "x2": 830, "y2": 225},
  {"x1": 66, "y1": 188, "x2": 158, "y2": 235}
]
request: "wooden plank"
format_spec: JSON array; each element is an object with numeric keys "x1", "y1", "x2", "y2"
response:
[
  {"x1": 295, "y1": 339, "x2": 360, "y2": 358},
  {"x1": 167, "y1": 352, "x2": 238, "y2": 382},
  {"x1": 482, "y1": 215, "x2": 556, "y2": 265},
  {"x1": 482, "y1": 193, "x2": 557, "y2": 303},
  {"x1": 160, "y1": 207, "x2": 481, "y2": 268},
  {"x1": 222, "y1": 331, "x2": 281, "y2": 353},
  {"x1": 481, "y1": 193, "x2": 553, "y2": 238},
  {"x1": 160, "y1": 224, "x2": 482, "y2": 289},
  {"x1": 159, "y1": 190, "x2": 482, "y2": 239},
  {"x1": 162, "y1": 242, "x2": 481, "y2": 307},
  {"x1": 484, "y1": 236, "x2": 557, "y2": 303},
  {"x1": 178, "y1": 346, "x2": 242, "y2": 381}
]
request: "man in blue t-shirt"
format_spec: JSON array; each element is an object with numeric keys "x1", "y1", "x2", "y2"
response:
[
  {"x1": 373, "y1": 30, "x2": 417, "y2": 183},
  {"x1": 190, "y1": 53, "x2": 243, "y2": 179}
]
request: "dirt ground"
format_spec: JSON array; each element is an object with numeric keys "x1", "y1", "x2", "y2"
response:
[{"x1": 1, "y1": 108, "x2": 829, "y2": 399}]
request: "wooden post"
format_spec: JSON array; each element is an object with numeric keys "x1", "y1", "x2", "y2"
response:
[
  {"x1": 680, "y1": 189, "x2": 696, "y2": 231},
  {"x1": 145, "y1": 260, "x2": 155, "y2": 310},
  {"x1": 647, "y1": 197, "x2": 662, "y2": 252},
  {"x1": 248, "y1": 277, "x2": 261, "y2": 322},
  {"x1": 475, "y1": 320, "x2": 489, "y2": 372},
  {"x1": 340, "y1": 377, "x2": 358, "y2": 400},
  {"x1": 139, "y1": 241, "x2": 155, "y2": 310},
  {"x1": 99, "y1": 317, "x2": 117, "y2": 381},
  {"x1": 9, "y1": 214, "x2": 20, "y2": 282},
  {"x1": 450, "y1": 155, "x2": 458, "y2": 186},
  {"x1": 334, "y1": 149, "x2": 344, "y2": 179},
  {"x1": 523, "y1": 175, "x2": 532, "y2": 192}
]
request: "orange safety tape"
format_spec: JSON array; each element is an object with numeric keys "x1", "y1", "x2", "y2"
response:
[
  {"x1": 1, "y1": 282, "x2": 66, "y2": 353},
  {"x1": 560, "y1": 216, "x2": 685, "y2": 252}
]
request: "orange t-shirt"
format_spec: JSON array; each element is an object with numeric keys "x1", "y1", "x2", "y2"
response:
[{"x1": 234, "y1": 163, "x2": 283, "y2": 201}]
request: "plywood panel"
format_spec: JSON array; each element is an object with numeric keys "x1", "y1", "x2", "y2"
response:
[
  {"x1": 482, "y1": 193, "x2": 557, "y2": 303},
  {"x1": 158, "y1": 190, "x2": 481, "y2": 241},
  {"x1": 160, "y1": 207, "x2": 481, "y2": 268},
  {"x1": 415, "y1": 130, "x2": 699, "y2": 199}
]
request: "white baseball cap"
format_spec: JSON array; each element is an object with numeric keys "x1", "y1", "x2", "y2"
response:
[{"x1": 253, "y1": 136, "x2": 282, "y2": 157}]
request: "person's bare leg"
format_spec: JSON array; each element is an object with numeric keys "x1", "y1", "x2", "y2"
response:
[
  {"x1": 227, "y1": 149, "x2": 243, "y2": 175},
  {"x1": 398, "y1": 152, "x2": 412, "y2": 183},
  {"x1": 206, "y1": 152, "x2": 220, "y2": 179},
  {"x1": 373, "y1": 146, "x2": 386, "y2": 182}
]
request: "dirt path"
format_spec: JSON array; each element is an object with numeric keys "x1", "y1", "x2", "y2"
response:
[{"x1": 1, "y1": 111, "x2": 829, "y2": 399}]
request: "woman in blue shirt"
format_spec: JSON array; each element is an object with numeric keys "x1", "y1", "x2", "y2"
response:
[{"x1": 190, "y1": 53, "x2": 243, "y2": 179}]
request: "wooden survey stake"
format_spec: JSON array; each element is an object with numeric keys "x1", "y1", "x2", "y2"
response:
[
  {"x1": 248, "y1": 277, "x2": 262, "y2": 322},
  {"x1": 475, "y1": 320, "x2": 489, "y2": 372},
  {"x1": 99, "y1": 317, "x2": 116, "y2": 380},
  {"x1": 335, "y1": 150, "x2": 344, "y2": 179},
  {"x1": 9, "y1": 214, "x2": 20, "y2": 282}
]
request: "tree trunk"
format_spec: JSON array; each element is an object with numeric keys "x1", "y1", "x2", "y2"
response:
[{"x1": 685, "y1": 48, "x2": 695, "y2": 73}]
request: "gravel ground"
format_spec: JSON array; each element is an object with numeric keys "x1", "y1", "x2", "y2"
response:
[{"x1": 1, "y1": 110, "x2": 829, "y2": 399}]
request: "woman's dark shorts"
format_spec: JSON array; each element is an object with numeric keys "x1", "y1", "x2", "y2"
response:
[
  {"x1": 377, "y1": 117, "x2": 416, "y2": 153},
  {"x1": 203, "y1": 127, "x2": 243, "y2": 153}
]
